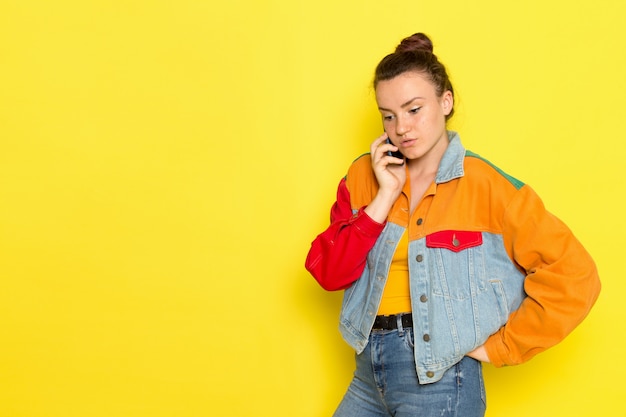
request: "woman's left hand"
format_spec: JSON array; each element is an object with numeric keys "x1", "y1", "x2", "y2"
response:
[{"x1": 466, "y1": 345, "x2": 490, "y2": 363}]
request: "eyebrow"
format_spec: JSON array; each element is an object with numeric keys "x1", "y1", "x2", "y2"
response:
[{"x1": 378, "y1": 96, "x2": 424, "y2": 112}]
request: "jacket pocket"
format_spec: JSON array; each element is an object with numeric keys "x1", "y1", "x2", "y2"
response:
[
  {"x1": 426, "y1": 230, "x2": 482, "y2": 252},
  {"x1": 427, "y1": 230, "x2": 485, "y2": 300}
]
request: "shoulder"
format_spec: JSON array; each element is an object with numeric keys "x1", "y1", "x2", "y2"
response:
[
  {"x1": 349, "y1": 152, "x2": 371, "y2": 169},
  {"x1": 463, "y1": 150, "x2": 525, "y2": 191},
  {"x1": 345, "y1": 153, "x2": 374, "y2": 181},
  {"x1": 344, "y1": 153, "x2": 378, "y2": 206}
]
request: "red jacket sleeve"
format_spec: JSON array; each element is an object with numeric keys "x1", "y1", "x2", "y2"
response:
[{"x1": 305, "y1": 177, "x2": 386, "y2": 291}]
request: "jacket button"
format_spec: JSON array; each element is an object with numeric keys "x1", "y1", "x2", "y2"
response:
[
  {"x1": 417, "y1": 218, "x2": 423, "y2": 225},
  {"x1": 423, "y1": 334, "x2": 431, "y2": 342},
  {"x1": 416, "y1": 254, "x2": 423, "y2": 262},
  {"x1": 426, "y1": 371, "x2": 434, "y2": 378},
  {"x1": 420, "y1": 294, "x2": 428, "y2": 302}
]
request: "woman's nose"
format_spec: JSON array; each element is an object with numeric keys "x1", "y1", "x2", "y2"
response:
[{"x1": 395, "y1": 117, "x2": 409, "y2": 136}]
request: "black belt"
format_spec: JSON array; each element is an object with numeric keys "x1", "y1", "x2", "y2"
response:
[{"x1": 372, "y1": 313, "x2": 413, "y2": 330}]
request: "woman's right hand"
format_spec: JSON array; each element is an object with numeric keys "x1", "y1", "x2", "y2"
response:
[{"x1": 363, "y1": 133, "x2": 407, "y2": 223}]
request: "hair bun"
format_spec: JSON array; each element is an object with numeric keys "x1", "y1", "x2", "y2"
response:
[{"x1": 395, "y1": 32, "x2": 433, "y2": 54}]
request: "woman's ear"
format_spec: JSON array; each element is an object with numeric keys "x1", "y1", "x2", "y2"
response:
[{"x1": 441, "y1": 90, "x2": 454, "y2": 116}]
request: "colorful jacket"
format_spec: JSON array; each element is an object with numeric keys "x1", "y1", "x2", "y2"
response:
[{"x1": 305, "y1": 131, "x2": 600, "y2": 384}]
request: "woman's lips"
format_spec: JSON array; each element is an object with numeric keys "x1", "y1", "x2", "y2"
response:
[{"x1": 401, "y1": 138, "x2": 417, "y2": 147}]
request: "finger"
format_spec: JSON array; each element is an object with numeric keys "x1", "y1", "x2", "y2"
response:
[{"x1": 371, "y1": 132, "x2": 388, "y2": 150}]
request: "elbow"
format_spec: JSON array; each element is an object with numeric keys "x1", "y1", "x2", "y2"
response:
[
  {"x1": 318, "y1": 280, "x2": 343, "y2": 292},
  {"x1": 305, "y1": 259, "x2": 350, "y2": 292},
  {"x1": 309, "y1": 268, "x2": 348, "y2": 292},
  {"x1": 318, "y1": 276, "x2": 351, "y2": 291},
  {"x1": 587, "y1": 268, "x2": 602, "y2": 309}
]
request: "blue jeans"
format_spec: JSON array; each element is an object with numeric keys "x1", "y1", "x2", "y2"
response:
[{"x1": 333, "y1": 326, "x2": 486, "y2": 417}]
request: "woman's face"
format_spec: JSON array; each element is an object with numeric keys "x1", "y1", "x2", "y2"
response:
[{"x1": 376, "y1": 71, "x2": 453, "y2": 162}]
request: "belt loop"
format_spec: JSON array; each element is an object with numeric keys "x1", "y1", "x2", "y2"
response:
[{"x1": 396, "y1": 314, "x2": 405, "y2": 336}]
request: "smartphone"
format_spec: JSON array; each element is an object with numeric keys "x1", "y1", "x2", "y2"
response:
[{"x1": 386, "y1": 137, "x2": 404, "y2": 162}]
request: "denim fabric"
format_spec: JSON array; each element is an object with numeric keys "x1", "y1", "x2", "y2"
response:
[
  {"x1": 338, "y1": 135, "x2": 527, "y2": 384},
  {"x1": 334, "y1": 326, "x2": 486, "y2": 417}
]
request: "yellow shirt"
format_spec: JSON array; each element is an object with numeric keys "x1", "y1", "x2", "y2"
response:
[{"x1": 377, "y1": 229, "x2": 411, "y2": 315}]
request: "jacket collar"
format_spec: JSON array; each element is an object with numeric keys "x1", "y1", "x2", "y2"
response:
[{"x1": 435, "y1": 131, "x2": 465, "y2": 184}]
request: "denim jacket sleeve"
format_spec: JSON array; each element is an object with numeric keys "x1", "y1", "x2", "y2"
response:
[{"x1": 484, "y1": 184, "x2": 601, "y2": 367}]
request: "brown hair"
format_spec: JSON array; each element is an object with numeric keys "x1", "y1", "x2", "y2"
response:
[{"x1": 374, "y1": 33, "x2": 455, "y2": 120}]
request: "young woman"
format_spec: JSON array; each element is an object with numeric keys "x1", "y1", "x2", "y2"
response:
[{"x1": 305, "y1": 33, "x2": 600, "y2": 417}]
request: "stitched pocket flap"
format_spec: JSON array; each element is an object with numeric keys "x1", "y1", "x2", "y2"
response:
[{"x1": 426, "y1": 230, "x2": 483, "y2": 253}]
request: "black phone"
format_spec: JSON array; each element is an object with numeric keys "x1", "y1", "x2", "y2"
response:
[{"x1": 386, "y1": 137, "x2": 404, "y2": 161}]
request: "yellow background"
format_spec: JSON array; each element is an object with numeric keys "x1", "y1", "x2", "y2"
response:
[{"x1": 0, "y1": 1, "x2": 624, "y2": 416}]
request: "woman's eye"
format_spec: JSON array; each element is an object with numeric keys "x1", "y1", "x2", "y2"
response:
[
  {"x1": 409, "y1": 107, "x2": 421, "y2": 114},
  {"x1": 383, "y1": 115, "x2": 394, "y2": 121}
]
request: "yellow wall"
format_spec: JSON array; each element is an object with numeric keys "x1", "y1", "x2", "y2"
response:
[{"x1": 0, "y1": 1, "x2": 624, "y2": 416}]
